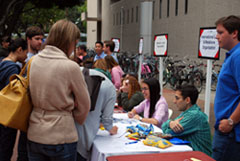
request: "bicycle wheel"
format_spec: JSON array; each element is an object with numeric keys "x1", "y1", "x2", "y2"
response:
[
  {"x1": 163, "y1": 70, "x2": 168, "y2": 86},
  {"x1": 211, "y1": 74, "x2": 218, "y2": 91},
  {"x1": 192, "y1": 72, "x2": 203, "y2": 93}
]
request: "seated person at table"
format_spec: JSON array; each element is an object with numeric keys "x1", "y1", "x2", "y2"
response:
[
  {"x1": 75, "y1": 68, "x2": 118, "y2": 161},
  {"x1": 128, "y1": 78, "x2": 168, "y2": 128},
  {"x1": 117, "y1": 76, "x2": 144, "y2": 111},
  {"x1": 161, "y1": 85, "x2": 212, "y2": 156}
]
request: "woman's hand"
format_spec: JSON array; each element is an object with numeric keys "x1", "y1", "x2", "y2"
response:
[
  {"x1": 133, "y1": 114, "x2": 141, "y2": 120},
  {"x1": 109, "y1": 126, "x2": 118, "y2": 135},
  {"x1": 128, "y1": 111, "x2": 135, "y2": 118}
]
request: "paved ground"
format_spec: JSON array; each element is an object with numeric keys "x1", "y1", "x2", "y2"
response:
[{"x1": 11, "y1": 87, "x2": 216, "y2": 161}]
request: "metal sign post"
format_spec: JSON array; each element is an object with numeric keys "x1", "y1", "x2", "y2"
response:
[
  {"x1": 153, "y1": 34, "x2": 168, "y2": 95},
  {"x1": 198, "y1": 27, "x2": 220, "y2": 121},
  {"x1": 138, "y1": 54, "x2": 143, "y2": 82},
  {"x1": 159, "y1": 57, "x2": 163, "y2": 95},
  {"x1": 204, "y1": 60, "x2": 213, "y2": 121}
]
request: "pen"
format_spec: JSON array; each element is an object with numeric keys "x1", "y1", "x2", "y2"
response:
[{"x1": 125, "y1": 141, "x2": 138, "y2": 145}]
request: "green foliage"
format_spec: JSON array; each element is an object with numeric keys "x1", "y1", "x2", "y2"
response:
[
  {"x1": 20, "y1": 2, "x2": 65, "y2": 33},
  {"x1": 19, "y1": 0, "x2": 87, "y2": 34},
  {"x1": 0, "y1": 0, "x2": 86, "y2": 37}
]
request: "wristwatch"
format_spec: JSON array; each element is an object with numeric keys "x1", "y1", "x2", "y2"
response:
[
  {"x1": 139, "y1": 116, "x2": 143, "y2": 121},
  {"x1": 228, "y1": 118, "x2": 234, "y2": 126}
]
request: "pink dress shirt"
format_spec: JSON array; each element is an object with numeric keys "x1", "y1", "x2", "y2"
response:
[{"x1": 134, "y1": 96, "x2": 169, "y2": 128}]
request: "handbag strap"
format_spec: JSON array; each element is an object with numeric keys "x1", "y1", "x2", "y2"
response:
[{"x1": 19, "y1": 57, "x2": 34, "y2": 84}]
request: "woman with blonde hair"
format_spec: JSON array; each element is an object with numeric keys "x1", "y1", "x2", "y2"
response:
[
  {"x1": 104, "y1": 55, "x2": 124, "y2": 90},
  {"x1": 27, "y1": 19, "x2": 90, "y2": 161},
  {"x1": 118, "y1": 76, "x2": 144, "y2": 111}
]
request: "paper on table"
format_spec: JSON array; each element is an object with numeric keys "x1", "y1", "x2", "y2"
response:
[
  {"x1": 113, "y1": 113, "x2": 129, "y2": 119},
  {"x1": 123, "y1": 141, "x2": 161, "y2": 152},
  {"x1": 97, "y1": 123, "x2": 129, "y2": 138}
]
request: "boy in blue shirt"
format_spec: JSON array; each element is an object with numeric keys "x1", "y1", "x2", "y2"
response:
[{"x1": 213, "y1": 15, "x2": 240, "y2": 161}]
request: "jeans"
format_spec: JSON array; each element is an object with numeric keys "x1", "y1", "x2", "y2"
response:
[
  {"x1": 212, "y1": 129, "x2": 240, "y2": 161},
  {"x1": 27, "y1": 140, "x2": 77, "y2": 161},
  {"x1": 17, "y1": 131, "x2": 28, "y2": 161},
  {"x1": 77, "y1": 153, "x2": 87, "y2": 161},
  {"x1": 0, "y1": 124, "x2": 17, "y2": 161}
]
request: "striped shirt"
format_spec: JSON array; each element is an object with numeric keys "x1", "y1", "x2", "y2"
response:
[{"x1": 162, "y1": 104, "x2": 212, "y2": 156}]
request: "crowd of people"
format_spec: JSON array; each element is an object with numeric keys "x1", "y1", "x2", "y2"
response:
[{"x1": 0, "y1": 15, "x2": 240, "y2": 161}]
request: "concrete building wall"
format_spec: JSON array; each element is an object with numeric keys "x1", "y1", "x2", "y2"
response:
[
  {"x1": 86, "y1": 0, "x2": 240, "y2": 62},
  {"x1": 86, "y1": 0, "x2": 100, "y2": 48}
]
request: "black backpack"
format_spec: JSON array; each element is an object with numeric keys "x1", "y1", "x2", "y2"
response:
[{"x1": 82, "y1": 68, "x2": 105, "y2": 111}]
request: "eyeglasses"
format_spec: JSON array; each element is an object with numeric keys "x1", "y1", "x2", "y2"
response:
[{"x1": 141, "y1": 87, "x2": 149, "y2": 91}]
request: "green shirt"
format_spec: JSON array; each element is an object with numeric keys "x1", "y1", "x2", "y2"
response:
[
  {"x1": 118, "y1": 91, "x2": 144, "y2": 111},
  {"x1": 161, "y1": 104, "x2": 212, "y2": 156}
]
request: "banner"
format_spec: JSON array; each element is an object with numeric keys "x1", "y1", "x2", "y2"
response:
[
  {"x1": 139, "y1": 37, "x2": 143, "y2": 54},
  {"x1": 198, "y1": 27, "x2": 220, "y2": 60},
  {"x1": 154, "y1": 34, "x2": 168, "y2": 57},
  {"x1": 111, "y1": 38, "x2": 120, "y2": 53}
]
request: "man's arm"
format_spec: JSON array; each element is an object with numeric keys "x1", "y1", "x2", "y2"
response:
[
  {"x1": 219, "y1": 55, "x2": 240, "y2": 133},
  {"x1": 162, "y1": 113, "x2": 201, "y2": 136},
  {"x1": 219, "y1": 102, "x2": 240, "y2": 133}
]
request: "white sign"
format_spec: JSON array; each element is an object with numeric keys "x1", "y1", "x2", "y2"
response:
[
  {"x1": 139, "y1": 38, "x2": 143, "y2": 54},
  {"x1": 198, "y1": 28, "x2": 220, "y2": 59},
  {"x1": 154, "y1": 34, "x2": 168, "y2": 57},
  {"x1": 111, "y1": 38, "x2": 120, "y2": 53}
]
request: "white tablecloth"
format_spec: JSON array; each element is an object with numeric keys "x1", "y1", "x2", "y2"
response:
[{"x1": 90, "y1": 113, "x2": 192, "y2": 161}]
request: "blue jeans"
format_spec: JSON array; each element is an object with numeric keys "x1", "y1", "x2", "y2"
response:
[
  {"x1": 17, "y1": 131, "x2": 28, "y2": 161},
  {"x1": 27, "y1": 140, "x2": 77, "y2": 161},
  {"x1": 212, "y1": 129, "x2": 240, "y2": 161},
  {"x1": 77, "y1": 153, "x2": 87, "y2": 161},
  {"x1": 0, "y1": 125, "x2": 17, "y2": 161}
]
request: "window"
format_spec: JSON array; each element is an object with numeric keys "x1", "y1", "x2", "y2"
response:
[
  {"x1": 122, "y1": 9, "x2": 125, "y2": 24},
  {"x1": 152, "y1": 1, "x2": 155, "y2": 20},
  {"x1": 167, "y1": 0, "x2": 170, "y2": 17},
  {"x1": 113, "y1": 14, "x2": 115, "y2": 25},
  {"x1": 136, "y1": 6, "x2": 138, "y2": 22},
  {"x1": 159, "y1": 0, "x2": 162, "y2": 19},
  {"x1": 120, "y1": 11, "x2": 122, "y2": 25},
  {"x1": 131, "y1": 8, "x2": 134, "y2": 23},
  {"x1": 175, "y1": 0, "x2": 178, "y2": 16},
  {"x1": 116, "y1": 13, "x2": 118, "y2": 25},
  {"x1": 127, "y1": 9, "x2": 129, "y2": 24},
  {"x1": 185, "y1": 0, "x2": 188, "y2": 14},
  {"x1": 110, "y1": 0, "x2": 121, "y2": 4}
]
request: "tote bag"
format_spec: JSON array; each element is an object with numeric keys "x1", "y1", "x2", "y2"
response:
[{"x1": 0, "y1": 58, "x2": 33, "y2": 132}]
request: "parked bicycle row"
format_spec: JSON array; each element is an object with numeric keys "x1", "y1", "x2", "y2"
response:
[{"x1": 116, "y1": 52, "x2": 222, "y2": 93}]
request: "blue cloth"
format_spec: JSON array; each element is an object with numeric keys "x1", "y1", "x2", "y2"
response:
[
  {"x1": 214, "y1": 42, "x2": 240, "y2": 142},
  {"x1": 111, "y1": 53, "x2": 119, "y2": 63},
  {"x1": 25, "y1": 52, "x2": 36, "y2": 63},
  {"x1": 212, "y1": 129, "x2": 240, "y2": 161},
  {"x1": 77, "y1": 153, "x2": 87, "y2": 161},
  {"x1": 27, "y1": 140, "x2": 77, "y2": 161},
  {"x1": 93, "y1": 52, "x2": 106, "y2": 62},
  {"x1": 0, "y1": 125, "x2": 17, "y2": 161},
  {"x1": 18, "y1": 132, "x2": 29, "y2": 161},
  {"x1": 0, "y1": 60, "x2": 20, "y2": 90},
  {"x1": 0, "y1": 60, "x2": 20, "y2": 161}
]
